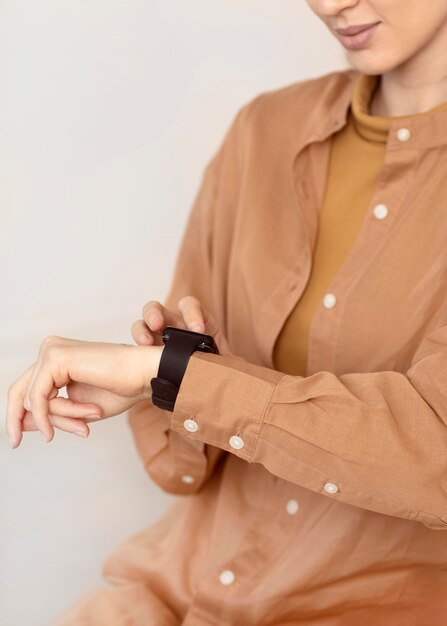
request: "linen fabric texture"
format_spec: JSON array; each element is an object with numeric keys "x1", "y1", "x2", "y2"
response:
[{"x1": 55, "y1": 69, "x2": 447, "y2": 626}]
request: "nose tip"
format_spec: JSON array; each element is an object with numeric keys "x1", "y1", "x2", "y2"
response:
[{"x1": 315, "y1": 0, "x2": 359, "y2": 16}]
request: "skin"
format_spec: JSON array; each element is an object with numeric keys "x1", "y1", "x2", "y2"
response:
[
  {"x1": 6, "y1": 338, "x2": 164, "y2": 447},
  {"x1": 6, "y1": 296, "x2": 232, "y2": 448},
  {"x1": 306, "y1": 0, "x2": 447, "y2": 116}
]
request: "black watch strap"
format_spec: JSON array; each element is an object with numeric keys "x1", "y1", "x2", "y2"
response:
[{"x1": 150, "y1": 326, "x2": 219, "y2": 411}]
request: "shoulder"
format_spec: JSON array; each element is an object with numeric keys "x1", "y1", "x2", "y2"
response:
[
  {"x1": 232, "y1": 68, "x2": 359, "y2": 140},
  {"x1": 251, "y1": 68, "x2": 358, "y2": 109},
  {"x1": 207, "y1": 68, "x2": 359, "y2": 178}
]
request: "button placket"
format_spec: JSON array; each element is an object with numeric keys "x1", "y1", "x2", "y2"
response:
[
  {"x1": 323, "y1": 293, "x2": 337, "y2": 309},
  {"x1": 306, "y1": 137, "x2": 419, "y2": 379},
  {"x1": 286, "y1": 499, "x2": 300, "y2": 515},
  {"x1": 396, "y1": 127, "x2": 411, "y2": 142},
  {"x1": 372, "y1": 203, "x2": 388, "y2": 220}
]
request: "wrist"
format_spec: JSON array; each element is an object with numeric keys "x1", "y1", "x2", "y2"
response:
[
  {"x1": 149, "y1": 326, "x2": 218, "y2": 412},
  {"x1": 138, "y1": 344, "x2": 164, "y2": 400}
]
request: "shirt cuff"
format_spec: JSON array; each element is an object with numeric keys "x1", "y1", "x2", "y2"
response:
[{"x1": 169, "y1": 351, "x2": 284, "y2": 461}]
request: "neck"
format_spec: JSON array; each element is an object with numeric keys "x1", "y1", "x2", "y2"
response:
[{"x1": 369, "y1": 39, "x2": 447, "y2": 117}]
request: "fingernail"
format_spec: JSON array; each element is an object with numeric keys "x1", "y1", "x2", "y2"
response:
[
  {"x1": 74, "y1": 430, "x2": 88, "y2": 438},
  {"x1": 191, "y1": 322, "x2": 203, "y2": 332},
  {"x1": 41, "y1": 431, "x2": 51, "y2": 443},
  {"x1": 9, "y1": 436, "x2": 15, "y2": 449},
  {"x1": 149, "y1": 315, "x2": 160, "y2": 327},
  {"x1": 85, "y1": 414, "x2": 101, "y2": 420}
]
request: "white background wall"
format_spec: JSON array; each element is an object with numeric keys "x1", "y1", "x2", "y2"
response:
[{"x1": 0, "y1": 1, "x2": 349, "y2": 624}]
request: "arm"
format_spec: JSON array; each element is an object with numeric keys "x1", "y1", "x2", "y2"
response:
[{"x1": 168, "y1": 322, "x2": 447, "y2": 529}]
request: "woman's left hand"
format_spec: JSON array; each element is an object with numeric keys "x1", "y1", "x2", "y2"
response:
[{"x1": 6, "y1": 336, "x2": 163, "y2": 449}]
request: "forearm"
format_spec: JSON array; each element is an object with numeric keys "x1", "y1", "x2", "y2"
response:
[{"x1": 169, "y1": 349, "x2": 447, "y2": 530}]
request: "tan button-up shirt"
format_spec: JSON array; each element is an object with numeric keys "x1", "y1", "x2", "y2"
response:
[{"x1": 56, "y1": 69, "x2": 447, "y2": 626}]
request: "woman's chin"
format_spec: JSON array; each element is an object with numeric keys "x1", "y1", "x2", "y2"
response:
[{"x1": 345, "y1": 53, "x2": 400, "y2": 77}]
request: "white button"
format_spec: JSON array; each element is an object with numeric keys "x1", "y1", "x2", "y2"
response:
[
  {"x1": 183, "y1": 418, "x2": 199, "y2": 433},
  {"x1": 324, "y1": 482, "x2": 339, "y2": 494},
  {"x1": 397, "y1": 127, "x2": 411, "y2": 142},
  {"x1": 219, "y1": 569, "x2": 235, "y2": 585},
  {"x1": 181, "y1": 475, "x2": 195, "y2": 484},
  {"x1": 323, "y1": 293, "x2": 337, "y2": 309},
  {"x1": 373, "y1": 203, "x2": 388, "y2": 220},
  {"x1": 286, "y1": 499, "x2": 300, "y2": 515},
  {"x1": 229, "y1": 435, "x2": 245, "y2": 450}
]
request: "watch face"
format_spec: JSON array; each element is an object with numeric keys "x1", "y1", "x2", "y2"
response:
[{"x1": 162, "y1": 326, "x2": 218, "y2": 353}]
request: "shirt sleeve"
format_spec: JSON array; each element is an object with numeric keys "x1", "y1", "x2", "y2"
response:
[
  {"x1": 126, "y1": 102, "x2": 253, "y2": 496},
  {"x1": 169, "y1": 323, "x2": 447, "y2": 529}
]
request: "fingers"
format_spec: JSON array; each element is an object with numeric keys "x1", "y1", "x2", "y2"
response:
[
  {"x1": 24, "y1": 342, "x2": 75, "y2": 443},
  {"x1": 142, "y1": 300, "x2": 181, "y2": 330},
  {"x1": 131, "y1": 319, "x2": 159, "y2": 345},
  {"x1": 133, "y1": 295, "x2": 229, "y2": 354},
  {"x1": 12, "y1": 398, "x2": 102, "y2": 447},
  {"x1": 6, "y1": 363, "x2": 35, "y2": 449},
  {"x1": 6, "y1": 385, "x2": 26, "y2": 448},
  {"x1": 178, "y1": 296, "x2": 234, "y2": 356},
  {"x1": 178, "y1": 295, "x2": 224, "y2": 337},
  {"x1": 177, "y1": 295, "x2": 207, "y2": 332},
  {"x1": 132, "y1": 300, "x2": 185, "y2": 345},
  {"x1": 46, "y1": 397, "x2": 102, "y2": 421},
  {"x1": 27, "y1": 363, "x2": 59, "y2": 443},
  {"x1": 23, "y1": 413, "x2": 91, "y2": 438},
  {"x1": 23, "y1": 398, "x2": 102, "y2": 437}
]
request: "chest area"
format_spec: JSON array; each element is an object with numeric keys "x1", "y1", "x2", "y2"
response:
[{"x1": 224, "y1": 140, "x2": 447, "y2": 373}]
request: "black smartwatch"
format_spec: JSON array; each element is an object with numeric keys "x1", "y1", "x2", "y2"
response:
[{"x1": 150, "y1": 326, "x2": 219, "y2": 411}]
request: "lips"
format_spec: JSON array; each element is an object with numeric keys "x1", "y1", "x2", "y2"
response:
[
  {"x1": 335, "y1": 22, "x2": 380, "y2": 50},
  {"x1": 335, "y1": 22, "x2": 380, "y2": 36}
]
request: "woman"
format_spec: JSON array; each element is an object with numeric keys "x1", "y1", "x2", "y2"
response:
[{"x1": 7, "y1": 1, "x2": 447, "y2": 624}]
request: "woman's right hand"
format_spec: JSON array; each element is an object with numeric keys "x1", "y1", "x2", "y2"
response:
[{"x1": 131, "y1": 295, "x2": 236, "y2": 358}]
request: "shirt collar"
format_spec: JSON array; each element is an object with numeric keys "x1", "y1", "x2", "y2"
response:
[{"x1": 309, "y1": 70, "x2": 447, "y2": 150}]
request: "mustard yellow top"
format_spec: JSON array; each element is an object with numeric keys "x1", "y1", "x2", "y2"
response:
[{"x1": 273, "y1": 72, "x2": 447, "y2": 376}]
